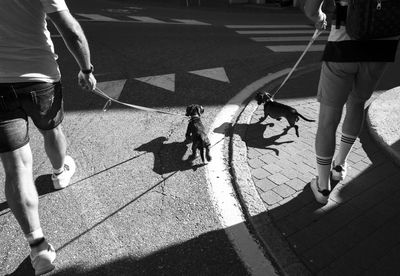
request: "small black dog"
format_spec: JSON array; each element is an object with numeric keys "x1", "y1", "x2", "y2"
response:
[
  {"x1": 255, "y1": 91, "x2": 315, "y2": 137},
  {"x1": 185, "y1": 104, "x2": 212, "y2": 163}
]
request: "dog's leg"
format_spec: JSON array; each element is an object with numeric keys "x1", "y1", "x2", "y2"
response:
[
  {"x1": 199, "y1": 147, "x2": 206, "y2": 163},
  {"x1": 294, "y1": 125, "x2": 299, "y2": 137},
  {"x1": 191, "y1": 142, "x2": 198, "y2": 158},
  {"x1": 205, "y1": 146, "x2": 212, "y2": 162}
]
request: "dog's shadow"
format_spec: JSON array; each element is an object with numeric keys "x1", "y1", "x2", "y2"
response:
[
  {"x1": 135, "y1": 137, "x2": 204, "y2": 175},
  {"x1": 214, "y1": 121, "x2": 293, "y2": 156}
]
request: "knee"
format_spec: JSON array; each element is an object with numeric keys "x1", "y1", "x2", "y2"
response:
[{"x1": 40, "y1": 124, "x2": 63, "y2": 139}]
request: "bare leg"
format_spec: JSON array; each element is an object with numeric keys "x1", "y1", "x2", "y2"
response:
[
  {"x1": 315, "y1": 103, "x2": 343, "y2": 190},
  {"x1": 1, "y1": 143, "x2": 40, "y2": 235},
  {"x1": 40, "y1": 124, "x2": 67, "y2": 170},
  {"x1": 334, "y1": 100, "x2": 366, "y2": 165}
]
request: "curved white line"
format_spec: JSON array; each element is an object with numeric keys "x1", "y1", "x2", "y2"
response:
[{"x1": 206, "y1": 68, "x2": 291, "y2": 276}]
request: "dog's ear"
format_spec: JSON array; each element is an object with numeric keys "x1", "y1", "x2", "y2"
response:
[
  {"x1": 186, "y1": 105, "x2": 193, "y2": 116},
  {"x1": 199, "y1": 105, "x2": 204, "y2": 114}
]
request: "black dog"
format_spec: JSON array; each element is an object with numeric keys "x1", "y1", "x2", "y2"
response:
[
  {"x1": 185, "y1": 104, "x2": 212, "y2": 163},
  {"x1": 255, "y1": 91, "x2": 315, "y2": 137}
]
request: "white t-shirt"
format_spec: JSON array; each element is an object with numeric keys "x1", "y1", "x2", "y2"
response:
[{"x1": 0, "y1": 0, "x2": 69, "y2": 83}]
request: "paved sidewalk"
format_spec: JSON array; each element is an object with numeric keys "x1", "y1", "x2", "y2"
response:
[{"x1": 231, "y1": 68, "x2": 400, "y2": 275}]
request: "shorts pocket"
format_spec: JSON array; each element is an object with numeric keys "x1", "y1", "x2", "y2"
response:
[{"x1": 30, "y1": 84, "x2": 56, "y2": 115}]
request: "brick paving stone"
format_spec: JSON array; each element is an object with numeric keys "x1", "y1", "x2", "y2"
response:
[
  {"x1": 347, "y1": 152, "x2": 365, "y2": 164},
  {"x1": 280, "y1": 168, "x2": 299, "y2": 180},
  {"x1": 252, "y1": 167, "x2": 270, "y2": 180},
  {"x1": 254, "y1": 178, "x2": 277, "y2": 192},
  {"x1": 262, "y1": 163, "x2": 283, "y2": 174},
  {"x1": 268, "y1": 173, "x2": 290, "y2": 185},
  {"x1": 273, "y1": 184, "x2": 296, "y2": 198},
  {"x1": 286, "y1": 178, "x2": 307, "y2": 191},
  {"x1": 260, "y1": 190, "x2": 283, "y2": 206},
  {"x1": 247, "y1": 148, "x2": 262, "y2": 159},
  {"x1": 248, "y1": 158, "x2": 265, "y2": 169}
]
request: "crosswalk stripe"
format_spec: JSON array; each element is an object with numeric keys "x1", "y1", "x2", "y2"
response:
[
  {"x1": 226, "y1": 24, "x2": 312, "y2": 29},
  {"x1": 128, "y1": 16, "x2": 166, "y2": 23},
  {"x1": 237, "y1": 30, "x2": 317, "y2": 35},
  {"x1": 266, "y1": 45, "x2": 325, "y2": 52},
  {"x1": 76, "y1": 13, "x2": 121, "y2": 22},
  {"x1": 171, "y1": 19, "x2": 210, "y2": 26},
  {"x1": 251, "y1": 36, "x2": 327, "y2": 42}
]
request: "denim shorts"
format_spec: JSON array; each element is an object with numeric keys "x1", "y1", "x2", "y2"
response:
[{"x1": 0, "y1": 82, "x2": 64, "y2": 153}]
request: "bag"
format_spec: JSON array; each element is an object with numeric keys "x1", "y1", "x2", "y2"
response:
[{"x1": 346, "y1": 0, "x2": 400, "y2": 40}]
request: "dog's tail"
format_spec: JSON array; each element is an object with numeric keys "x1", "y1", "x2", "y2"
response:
[{"x1": 297, "y1": 112, "x2": 315, "y2": 122}]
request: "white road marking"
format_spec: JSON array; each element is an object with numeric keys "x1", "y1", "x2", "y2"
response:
[
  {"x1": 207, "y1": 69, "x2": 292, "y2": 275},
  {"x1": 76, "y1": 13, "x2": 121, "y2": 22},
  {"x1": 251, "y1": 36, "x2": 327, "y2": 42},
  {"x1": 171, "y1": 19, "x2": 210, "y2": 25},
  {"x1": 128, "y1": 16, "x2": 166, "y2": 23},
  {"x1": 267, "y1": 44, "x2": 325, "y2": 52},
  {"x1": 226, "y1": 24, "x2": 312, "y2": 29},
  {"x1": 189, "y1": 67, "x2": 230, "y2": 83},
  {"x1": 96, "y1": 79, "x2": 127, "y2": 100},
  {"x1": 135, "y1": 74, "x2": 175, "y2": 92},
  {"x1": 237, "y1": 30, "x2": 316, "y2": 35}
]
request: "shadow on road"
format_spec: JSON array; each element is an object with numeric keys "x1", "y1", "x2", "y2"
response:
[
  {"x1": 135, "y1": 136, "x2": 205, "y2": 175},
  {"x1": 7, "y1": 226, "x2": 250, "y2": 276},
  {"x1": 214, "y1": 121, "x2": 293, "y2": 156},
  {"x1": 253, "y1": 127, "x2": 400, "y2": 274}
]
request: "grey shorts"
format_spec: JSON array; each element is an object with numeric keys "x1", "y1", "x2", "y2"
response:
[
  {"x1": 318, "y1": 61, "x2": 388, "y2": 107},
  {"x1": 0, "y1": 82, "x2": 64, "y2": 153}
]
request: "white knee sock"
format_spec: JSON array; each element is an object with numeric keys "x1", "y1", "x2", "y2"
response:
[
  {"x1": 316, "y1": 155, "x2": 333, "y2": 190},
  {"x1": 335, "y1": 133, "x2": 357, "y2": 166}
]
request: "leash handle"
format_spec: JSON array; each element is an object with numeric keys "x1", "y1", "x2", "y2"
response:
[
  {"x1": 92, "y1": 87, "x2": 187, "y2": 117},
  {"x1": 270, "y1": 29, "x2": 322, "y2": 99}
]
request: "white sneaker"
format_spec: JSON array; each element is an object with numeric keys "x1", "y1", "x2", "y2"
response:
[
  {"x1": 30, "y1": 242, "x2": 56, "y2": 275},
  {"x1": 331, "y1": 162, "x2": 347, "y2": 181},
  {"x1": 310, "y1": 177, "x2": 330, "y2": 204},
  {"x1": 52, "y1": 155, "x2": 76, "y2": 190}
]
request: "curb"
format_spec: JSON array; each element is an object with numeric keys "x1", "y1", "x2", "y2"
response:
[
  {"x1": 229, "y1": 65, "x2": 322, "y2": 276},
  {"x1": 231, "y1": 100, "x2": 311, "y2": 276},
  {"x1": 366, "y1": 86, "x2": 400, "y2": 167}
]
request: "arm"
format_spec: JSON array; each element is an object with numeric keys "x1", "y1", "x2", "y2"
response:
[
  {"x1": 48, "y1": 10, "x2": 96, "y2": 91},
  {"x1": 304, "y1": 0, "x2": 327, "y2": 30}
]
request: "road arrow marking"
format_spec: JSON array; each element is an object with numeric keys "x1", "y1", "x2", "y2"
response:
[
  {"x1": 76, "y1": 13, "x2": 121, "y2": 22},
  {"x1": 96, "y1": 79, "x2": 127, "y2": 99},
  {"x1": 135, "y1": 74, "x2": 175, "y2": 92},
  {"x1": 189, "y1": 67, "x2": 230, "y2": 83}
]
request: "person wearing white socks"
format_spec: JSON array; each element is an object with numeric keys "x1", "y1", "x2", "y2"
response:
[
  {"x1": 0, "y1": 0, "x2": 96, "y2": 274},
  {"x1": 304, "y1": 0, "x2": 399, "y2": 204}
]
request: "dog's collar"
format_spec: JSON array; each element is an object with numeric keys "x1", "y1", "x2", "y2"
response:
[{"x1": 189, "y1": 115, "x2": 200, "y2": 121}]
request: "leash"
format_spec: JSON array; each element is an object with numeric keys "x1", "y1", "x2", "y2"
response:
[
  {"x1": 92, "y1": 87, "x2": 187, "y2": 117},
  {"x1": 270, "y1": 29, "x2": 323, "y2": 99}
]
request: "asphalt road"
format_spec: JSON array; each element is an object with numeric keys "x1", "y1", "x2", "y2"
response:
[{"x1": 0, "y1": 1, "x2": 325, "y2": 275}]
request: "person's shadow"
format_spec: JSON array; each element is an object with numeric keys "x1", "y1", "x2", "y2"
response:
[
  {"x1": 0, "y1": 174, "x2": 56, "y2": 214},
  {"x1": 135, "y1": 136, "x2": 204, "y2": 175},
  {"x1": 214, "y1": 121, "x2": 294, "y2": 156}
]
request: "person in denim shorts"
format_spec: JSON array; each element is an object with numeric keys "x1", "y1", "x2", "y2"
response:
[
  {"x1": 0, "y1": 0, "x2": 96, "y2": 274},
  {"x1": 304, "y1": 0, "x2": 399, "y2": 204}
]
